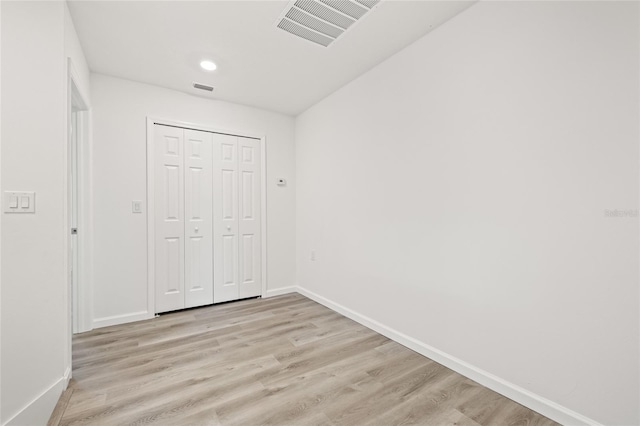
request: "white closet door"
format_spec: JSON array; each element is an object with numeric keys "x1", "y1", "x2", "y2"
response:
[
  {"x1": 213, "y1": 134, "x2": 240, "y2": 303},
  {"x1": 238, "y1": 137, "x2": 262, "y2": 298},
  {"x1": 184, "y1": 129, "x2": 213, "y2": 308},
  {"x1": 155, "y1": 125, "x2": 185, "y2": 313}
]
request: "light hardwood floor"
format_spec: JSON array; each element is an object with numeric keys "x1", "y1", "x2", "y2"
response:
[{"x1": 53, "y1": 293, "x2": 559, "y2": 426}]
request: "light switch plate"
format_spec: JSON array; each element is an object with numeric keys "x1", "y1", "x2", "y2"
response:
[
  {"x1": 132, "y1": 200, "x2": 142, "y2": 213},
  {"x1": 4, "y1": 191, "x2": 35, "y2": 213}
]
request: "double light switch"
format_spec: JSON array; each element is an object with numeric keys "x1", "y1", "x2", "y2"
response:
[{"x1": 4, "y1": 191, "x2": 35, "y2": 213}]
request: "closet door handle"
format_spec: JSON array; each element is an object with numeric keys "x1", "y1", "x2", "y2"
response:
[
  {"x1": 226, "y1": 225, "x2": 231, "y2": 231},
  {"x1": 194, "y1": 227, "x2": 199, "y2": 233}
]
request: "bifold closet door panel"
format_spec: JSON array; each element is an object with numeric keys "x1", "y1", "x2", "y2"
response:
[
  {"x1": 213, "y1": 134, "x2": 240, "y2": 303},
  {"x1": 238, "y1": 137, "x2": 262, "y2": 298},
  {"x1": 154, "y1": 125, "x2": 185, "y2": 313},
  {"x1": 184, "y1": 129, "x2": 214, "y2": 308}
]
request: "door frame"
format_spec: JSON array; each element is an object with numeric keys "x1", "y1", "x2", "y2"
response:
[
  {"x1": 146, "y1": 117, "x2": 268, "y2": 316},
  {"x1": 67, "y1": 60, "x2": 92, "y2": 335}
]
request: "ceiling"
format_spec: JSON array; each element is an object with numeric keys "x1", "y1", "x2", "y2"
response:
[{"x1": 68, "y1": 0, "x2": 475, "y2": 116}]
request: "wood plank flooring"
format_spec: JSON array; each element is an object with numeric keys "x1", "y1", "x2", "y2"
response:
[{"x1": 55, "y1": 293, "x2": 559, "y2": 426}]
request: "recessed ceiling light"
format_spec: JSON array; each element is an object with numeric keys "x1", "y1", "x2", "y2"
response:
[{"x1": 200, "y1": 60, "x2": 217, "y2": 71}]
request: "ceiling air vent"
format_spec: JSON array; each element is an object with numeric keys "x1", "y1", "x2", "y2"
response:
[
  {"x1": 276, "y1": 0, "x2": 380, "y2": 47},
  {"x1": 193, "y1": 82, "x2": 214, "y2": 92}
]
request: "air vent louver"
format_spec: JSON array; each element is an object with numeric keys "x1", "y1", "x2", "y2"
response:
[
  {"x1": 193, "y1": 82, "x2": 214, "y2": 92},
  {"x1": 319, "y1": 0, "x2": 367, "y2": 20},
  {"x1": 355, "y1": 0, "x2": 379, "y2": 9},
  {"x1": 276, "y1": 0, "x2": 380, "y2": 47},
  {"x1": 285, "y1": 8, "x2": 344, "y2": 39},
  {"x1": 278, "y1": 19, "x2": 334, "y2": 47}
]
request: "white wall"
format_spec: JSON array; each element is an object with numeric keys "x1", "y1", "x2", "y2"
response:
[
  {"x1": 0, "y1": 2, "x2": 91, "y2": 423},
  {"x1": 90, "y1": 74, "x2": 296, "y2": 326},
  {"x1": 1, "y1": 2, "x2": 68, "y2": 424},
  {"x1": 296, "y1": 2, "x2": 639, "y2": 425}
]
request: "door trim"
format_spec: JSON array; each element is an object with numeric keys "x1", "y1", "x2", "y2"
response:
[{"x1": 146, "y1": 117, "x2": 268, "y2": 316}]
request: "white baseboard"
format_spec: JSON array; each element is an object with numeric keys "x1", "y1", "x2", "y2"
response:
[
  {"x1": 296, "y1": 285, "x2": 602, "y2": 426},
  {"x1": 92, "y1": 310, "x2": 153, "y2": 329},
  {"x1": 4, "y1": 368, "x2": 71, "y2": 426},
  {"x1": 63, "y1": 367, "x2": 71, "y2": 388},
  {"x1": 263, "y1": 286, "x2": 297, "y2": 298}
]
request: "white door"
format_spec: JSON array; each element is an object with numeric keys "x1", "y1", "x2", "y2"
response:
[
  {"x1": 238, "y1": 137, "x2": 262, "y2": 298},
  {"x1": 70, "y1": 110, "x2": 79, "y2": 333},
  {"x1": 213, "y1": 134, "x2": 240, "y2": 303},
  {"x1": 155, "y1": 125, "x2": 185, "y2": 313},
  {"x1": 153, "y1": 125, "x2": 262, "y2": 311},
  {"x1": 184, "y1": 129, "x2": 214, "y2": 308},
  {"x1": 213, "y1": 134, "x2": 262, "y2": 302}
]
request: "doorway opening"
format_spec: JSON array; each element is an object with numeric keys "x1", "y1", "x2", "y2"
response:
[{"x1": 68, "y1": 62, "x2": 91, "y2": 342}]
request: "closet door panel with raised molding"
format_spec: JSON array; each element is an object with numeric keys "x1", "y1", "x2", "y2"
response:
[
  {"x1": 154, "y1": 125, "x2": 185, "y2": 313},
  {"x1": 184, "y1": 129, "x2": 214, "y2": 308},
  {"x1": 238, "y1": 137, "x2": 262, "y2": 299},
  {"x1": 213, "y1": 134, "x2": 240, "y2": 303}
]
